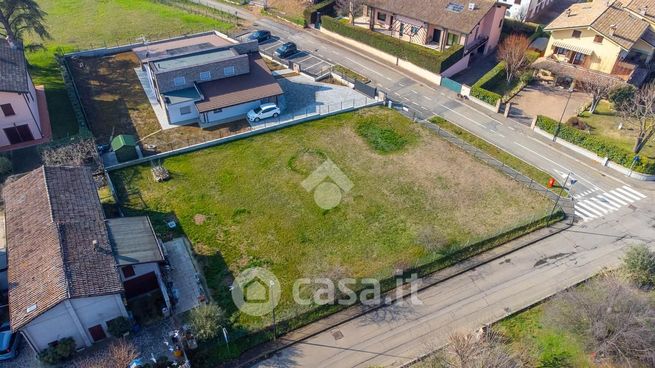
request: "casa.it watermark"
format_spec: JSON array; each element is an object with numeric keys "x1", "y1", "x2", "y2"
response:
[
  {"x1": 301, "y1": 158, "x2": 353, "y2": 210},
  {"x1": 231, "y1": 267, "x2": 423, "y2": 316}
]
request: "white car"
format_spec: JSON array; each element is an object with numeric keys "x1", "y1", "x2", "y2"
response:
[{"x1": 247, "y1": 103, "x2": 280, "y2": 122}]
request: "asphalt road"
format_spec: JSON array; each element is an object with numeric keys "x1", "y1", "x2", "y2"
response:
[{"x1": 193, "y1": 2, "x2": 655, "y2": 366}]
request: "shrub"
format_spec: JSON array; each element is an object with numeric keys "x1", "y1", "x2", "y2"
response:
[
  {"x1": 0, "y1": 156, "x2": 12, "y2": 176},
  {"x1": 622, "y1": 244, "x2": 655, "y2": 288},
  {"x1": 502, "y1": 19, "x2": 539, "y2": 36},
  {"x1": 356, "y1": 120, "x2": 410, "y2": 153},
  {"x1": 536, "y1": 115, "x2": 655, "y2": 174},
  {"x1": 609, "y1": 84, "x2": 637, "y2": 106},
  {"x1": 304, "y1": 0, "x2": 336, "y2": 26},
  {"x1": 471, "y1": 61, "x2": 506, "y2": 105},
  {"x1": 565, "y1": 116, "x2": 586, "y2": 130},
  {"x1": 321, "y1": 16, "x2": 464, "y2": 74},
  {"x1": 39, "y1": 337, "x2": 76, "y2": 365},
  {"x1": 107, "y1": 316, "x2": 132, "y2": 337},
  {"x1": 189, "y1": 303, "x2": 225, "y2": 341}
]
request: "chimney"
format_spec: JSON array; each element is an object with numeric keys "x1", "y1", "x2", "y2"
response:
[
  {"x1": 468, "y1": 2, "x2": 476, "y2": 10},
  {"x1": 609, "y1": 24, "x2": 617, "y2": 36},
  {"x1": 566, "y1": 8, "x2": 572, "y2": 17},
  {"x1": 641, "y1": 6, "x2": 648, "y2": 16}
]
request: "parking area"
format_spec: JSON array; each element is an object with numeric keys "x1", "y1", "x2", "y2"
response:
[
  {"x1": 509, "y1": 81, "x2": 591, "y2": 124},
  {"x1": 255, "y1": 36, "x2": 333, "y2": 77}
]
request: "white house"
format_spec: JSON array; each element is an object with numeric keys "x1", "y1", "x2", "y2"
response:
[
  {"x1": 0, "y1": 39, "x2": 51, "y2": 151},
  {"x1": 498, "y1": 0, "x2": 555, "y2": 20},
  {"x1": 134, "y1": 33, "x2": 283, "y2": 128}
]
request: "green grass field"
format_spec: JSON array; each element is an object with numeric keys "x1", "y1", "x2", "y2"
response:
[
  {"x1": 27, "y1": 0, "x2": 235, "y2": 139},
  {"x1": 111, "y1": 107, "x2": 552, "y2": 333}
]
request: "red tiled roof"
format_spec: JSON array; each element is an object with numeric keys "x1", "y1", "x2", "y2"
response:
[
  {"x1": 195, "y1": 53, "x2": 283, "y2": 113},
  {"x1": 4, "y1": 166, "x2": 123, "y2": 331}
]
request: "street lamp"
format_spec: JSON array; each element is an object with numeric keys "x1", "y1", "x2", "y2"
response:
[
  {"x1": 548, "y1": 172, "x2": 576, "y2": 224},
  {"x1": 554, "y1": 86, "x2": 575, "y2": 142}
]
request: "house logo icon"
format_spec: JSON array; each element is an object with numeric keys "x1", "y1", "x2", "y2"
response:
[
  {"x1": 301, "y1": 159, "x2": 354, "y2": 210},
  {"x1": 231, "y1": 267, "x2": 281, "y2": 316}
]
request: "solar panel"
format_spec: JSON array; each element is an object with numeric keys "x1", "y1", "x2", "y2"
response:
[{"x1": 446, "y1": 2, "x2": 464, "y2": 12}]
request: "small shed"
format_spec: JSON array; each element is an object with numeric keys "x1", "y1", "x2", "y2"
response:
[{"x1": 111, "y1": 134, "x2": 138, "y2": 163}]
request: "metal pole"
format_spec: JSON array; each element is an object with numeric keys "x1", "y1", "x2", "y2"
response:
[
  {"x1": 548, "y1": 172, "x2": 569, "y2": 224},
  {"x1": 554, "y1": 88, "x2": 573, "y2": 141}
]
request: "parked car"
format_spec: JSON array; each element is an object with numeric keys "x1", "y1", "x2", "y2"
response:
[
  {"x1": 0, "y1": 322, "x2": 20, "y2": 361},
  {"x1": 275, "y1": 42, "x2": 297, "y2": 58},
  {"x1": 247, "y1": 30, "x2": 271, "y2": 43},
  {"x1": 247, "y1": 103, "x2": 280, "y2": 122}
]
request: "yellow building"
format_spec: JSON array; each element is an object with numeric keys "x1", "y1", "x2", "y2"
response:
[{"x1": 538, "y1": 0, "x2": 655, "y2": 86}]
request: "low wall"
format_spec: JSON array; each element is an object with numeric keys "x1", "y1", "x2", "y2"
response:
[
  {"x1": 533, "y1": 126, "x2": 655, "y2": 181},
  {"x1": 320, "y1": 27, "x2": 442, "y2": 86}
]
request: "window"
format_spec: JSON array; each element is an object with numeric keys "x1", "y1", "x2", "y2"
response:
[
  {"x1": 411, "y1": 26, "x2": 419, "y2": 35},
  {"x1": 555, "y1": 47, "x2": 567, "y2": 55},
  {"x1": 122, "y1": 265, "x2": 135, "y2": 278},
  {"x1": 180, "y1": 106, "x2": 192, "y2": 115},
  {"x1": 399, "y1": 22, "x2": 405, "y2": 37},
  {"x1": 1, "y1": 103, "x2": 15, "y2": 117},
  {"x1": 223, "y1": 66, "x2": 236, "y2": 76},
  {"x1": 447, "y1": 32, "x2": 459, "y2": 46},
  {"x1": 514, "y1": 0, "x2": 521, "y2": 4},
  {"x1": 376, "y1": 12, "x2": 386, "y2": 22},
  {"x1": 212, "y1": 108, "x2": 223, "y2": 114},
  {"x1": 572, "y1": 30, "x2": 581, "y2": 38},
  {"x1": 594, "y1": 35, "x2": 604, "y2": 43},
  {"x1": 173, "y1": 76, "x2": 186, "y2": 87},
  {"x1": 573, "y1": 52, "x2": 585, "y2": 65},
  {"x1": 3, "y1": 125, "x2": 34, "y2": 145},
  {"x1": 199, "y1": 71, "x2": 211, "y2": 80}
]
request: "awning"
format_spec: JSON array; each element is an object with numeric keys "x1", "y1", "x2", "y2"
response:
[{"x1": 552, "y1": 40, "x2": 593, "y2": 55}]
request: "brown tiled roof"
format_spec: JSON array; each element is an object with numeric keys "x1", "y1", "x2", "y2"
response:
[
  {"x1": 195, "y1": 53, "x2": 283, "y2": 113},
  {"x1": 365, "y1": 0, "x2": 504, "y2": 34},
  {"x1": 625, "y1": 0, "x2": 655, "y2": 21},
  {"x1": 546, "y1": 0, "x2": 650, "y2": 50},
  {"x1": 4, "y1": 166, "x2": 123, "y2": 331}
]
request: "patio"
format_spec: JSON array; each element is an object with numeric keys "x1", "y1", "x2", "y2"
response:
[{"x1": 509, "y1": 81, "x2": 591, "y2": 125}]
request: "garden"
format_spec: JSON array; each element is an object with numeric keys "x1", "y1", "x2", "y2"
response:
[{"x1": 110, "y1": 107, "x2": 554, "y2": 363}]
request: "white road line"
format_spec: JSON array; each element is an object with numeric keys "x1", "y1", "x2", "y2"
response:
[
  {"x1": 591, "y1": 197, "x2": 620, "y2": 211},
  {"x1": 582, "y1": 200, "x2": 610, "y2": 214},
  {"x1": 526, "y1": 136, "x2": 628, "y2": 186},
  {"x1": 343, "y1": 56, "x2": 387, "y2": 79},
  {"x1": 424, "y1": 96, "x2": 432, "y2": 101},
  {"x1": 609, "y1": 189, "x2": 636, "y2": 203},
  {"x1": 575, "y1": 211, "x2": 593, "y2": 222},
  {"x1": 621, "y1": 186, "x2": 646, "y2": 199},
  {"x1": 304, "y1": 60, "x2": 325, "y2": 70},
  {"x1": 513, "y1": 142, "x2": 599, "y2": 190},
  {"x1": 294, "y1": 54, "x2": 315, "y2": 63},
  {"x1": 614, "y1": 187, "x2": 641, "y2": 201},
  {"x1": 601, "y1": 192, "x2": 629, "y2": 206},
  {"x1": 576, "y1": 201, "x2": 605, "y2": 217},
  {"x1": 575, "y1": 206, "x2": 595, "y2": 219},
  {"x1": 439, "y1": 104, "x2": 505, "y2": 138}
]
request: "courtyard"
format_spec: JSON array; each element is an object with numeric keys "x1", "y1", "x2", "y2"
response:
[
  {"x1": 509, "y1": 81, "x2": 591, "y2": 124},
  {"x1": 109, "y1": 107, "x2": 553, "y2": 337}
]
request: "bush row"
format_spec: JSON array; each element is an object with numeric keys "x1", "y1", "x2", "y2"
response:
[
  {"x1": 321, "y1": 16, "x2": 464, "y2": 74},
  {"x1": 502, "y1": 19, "x2": 540, "y2": 36},
  {"x1": 471, "y1": 61, "x2": 506, "y2": 105},
  {"x1": 536, "y1": 116, "x2": 655, "y2": 174},
  {"x1": 303, "y1": 0, "x2": 336, "y2": 27}
]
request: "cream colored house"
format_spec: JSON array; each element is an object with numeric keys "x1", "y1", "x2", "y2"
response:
[{"x1": 538, "y1": 0, "x2": 655, "y2": 86}]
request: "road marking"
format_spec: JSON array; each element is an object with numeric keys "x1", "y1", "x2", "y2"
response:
[
  {"x1": 438, "y1": 104, "x2": 505, "y2": 138},
  {"x1": 304, "y1": 60, "x2": 325, "y2": 70},
  {"x1": 295, "y1": 54, "x2": 315, "y2": 63},
  {"x1": 600, "y1": 192, "x2": 628, "y2": 206},
  {"x1": 576, "y1": 201, "x2": 605, "y2": 217},
  {"x1": 578, "y1": 200, "x2": 607, "y2": 216},
  {"x1": 609, "y1": 189, "x2": 636, "y2": 203},
  {"x1": 344, "y1": 56, "x2": 388, "y2": 79},
  {"x1": 614, "y1": 187, "x2": 641, "y2": 201},
  {"x1": 591, "y1": 197, "x2": 620, "y2": 211},
  {"x1": 621, "y1": 185, "x2": 646, "y2": 199},
  {"x1": 575, "y1": 210, "x2": 593, "y2": 222},
  {"x1": 513, "y1": 142, "x2": 599, "y2": 190}
]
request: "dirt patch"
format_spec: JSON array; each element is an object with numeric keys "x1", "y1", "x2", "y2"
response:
[{"x1": 194, "y1": 214, "x2": 207, "y2": 225}]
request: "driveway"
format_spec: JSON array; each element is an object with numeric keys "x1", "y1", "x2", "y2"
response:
[{"x1": 509, "y1": 81, "x2": 591, "y2": 125}]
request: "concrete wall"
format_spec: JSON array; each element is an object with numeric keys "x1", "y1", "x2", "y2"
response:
[
  {"x1": 22, "y1": 295, "x2": 127, "y2": 352},
  {"x1": 0, "y1": 78, "x2": 43, "y2": 148},
  {"x1": 202, "y1": 100, "x2": 262, "y2": 124},
  {"x1": 167, "y1": 100, "x2": 200, "y2": 124},
  {"x1": 545, "y1": 28, "x2": 622, "y2": 74},
  {"x1": 483, "y1": 5, "x2": 506, "y2": 54},
  {"x1": 120, "y1": 262, "x2": 160, "y2": 282}
]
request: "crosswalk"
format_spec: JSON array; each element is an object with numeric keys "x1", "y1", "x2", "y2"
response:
[{"x1": 574, "y1": 186, "x2": 647, "y2": 222}]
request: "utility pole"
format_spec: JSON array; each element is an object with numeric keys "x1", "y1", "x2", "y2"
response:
[
  {"x1": 548, "y1": 171, "x2": 570, "y2": 224},
  {"x1": 554, "y1": 87, "x2": 574, "y2": 142}
]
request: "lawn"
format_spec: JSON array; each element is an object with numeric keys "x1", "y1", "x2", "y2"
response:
[
  {"x1": 25, "y1": 0, "x2": 237, "y2": 139},
  {"x1": 262, "y1": 0, "x2": 308, "y2": 25},
  {"x1": 579, "y1": 100, "x2": 655, "y2": 162},
  {"x1": 111, "y1": 107, "x2": 553, "y2": 334}
]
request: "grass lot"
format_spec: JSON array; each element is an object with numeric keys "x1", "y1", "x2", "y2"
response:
[
  {"x1": 579, "y1": 100, "x2": 655, "y2": 161},
  {"x1": 262, "y1": 0, "x2": 307, "y2": 25},
  {"x1": 25, "y1": 0, "x2": 236, "y2": 139},
  {"x1": 111, "y1": 107, "x2": 552, "y2": 334}
]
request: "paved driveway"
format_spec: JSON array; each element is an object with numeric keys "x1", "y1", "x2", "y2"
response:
[
  {"x1": 254, "y1": 36, "x2": 333, "y2": 77},
  {"x1": 509, "y1": 81, "x2": 591, "y2": 125}
]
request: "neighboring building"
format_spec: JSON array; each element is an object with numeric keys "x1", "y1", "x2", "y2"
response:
[
  {"x1": 134, "y1": 34, "x2": 283, "y2": 128},
  {"x1": 538, "y1": 0, "x2": 655, "y2": 86},
  {"x1": 362, "y1": 0, "x2": 508, "y2": 73},
  {"x1": 498, "y1": 0, "x2": 555, "y2": 21},
  {"x1": 0, "y1": 39, "x2": 51, "y2": 151},
  {"x1": 3, "y1": 166, "x2": 168, "y2": 353}
]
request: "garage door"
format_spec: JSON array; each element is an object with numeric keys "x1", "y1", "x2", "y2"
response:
[{"x1": 124, "y1": 272, "x2": 159, "y2": 299}]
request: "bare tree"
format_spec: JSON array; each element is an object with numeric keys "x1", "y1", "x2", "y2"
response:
[
  {"x1": 616, "y1": 81, "x2": 655, "y2": 153},
  {"x1": 422, "y1": 329, "x2": 526, "y2": 368},
  {"x1": 40, "y1": 138, "x2": 102, "y2": 170},
  {"x1": 497, "y1": 34, "x2": 530, "y2": 84},
  {"x1": 335, "y1": 0, "x2": 364, "y2": 25},
  {"x1": 514, "y1": 7, "x2": 529, "y2": 23},
  {"x1": 72, "y1": 339, "x2": 138, "y2": 368},
  {"x1": 544, "y1": 275, "x2": 655, "y2": 366},
  {"x1": 0, "y1": 0, "x2": 50, "y2": 44},
  {"x1": 577, "y1": 74, "x2": 621, "y2": 113}
]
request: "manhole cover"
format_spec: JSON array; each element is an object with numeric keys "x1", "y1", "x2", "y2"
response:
[{"x1": 332, "y1": 329, "x2": 344, "y2": 340}]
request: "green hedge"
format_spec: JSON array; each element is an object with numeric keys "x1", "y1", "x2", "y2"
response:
[
  {"x1": 471, "y1": 61, "x2": 505, "y2": 105},
  {"x1": 304, "y1": 0, "x2": 335, "y2": 27},
  {"x1": 536, "y1": 116, "x2": 655, "y2": 174},
  {"x1": 321, "y1": 16, "x2": 464, "y2": 74},
  {"x1": 502, "y1": 19, "x2": 540, "y2": 36}
]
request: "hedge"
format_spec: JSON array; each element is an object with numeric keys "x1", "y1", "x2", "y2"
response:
[
  {"x1": 471, "y1": 61, "x2": 505, "y2": 105},
  {"x1": 536, "y1": 116, "x2": 655, "y2": 174},
  {"x1": 502, "y1": 19, "x2": 540, "y2": 36},
  {"x1": 321, "y1": 16, "x2": 464, "y2": 74},
  {"x1": 303, "y1": 0, "x2": 336, "y2": 26}
]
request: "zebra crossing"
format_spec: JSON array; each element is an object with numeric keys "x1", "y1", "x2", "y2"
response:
[{"x1": 574, "y1": 186, "x2": 647, "y2": 222}]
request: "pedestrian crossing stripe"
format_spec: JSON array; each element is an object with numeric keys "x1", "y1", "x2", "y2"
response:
[{"x1": 574, "y1": 186, "x2": 646, "y2": 223}]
